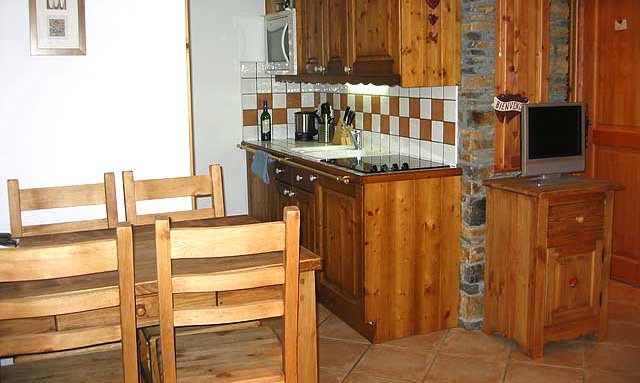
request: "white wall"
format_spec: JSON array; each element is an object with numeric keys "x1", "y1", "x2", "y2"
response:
[
  {"x1": 0, "y1": 1, "x2": 192, "y2": 231},
  {"x1": 190, "y1": 0, "x2": 264, "y2": 215}
]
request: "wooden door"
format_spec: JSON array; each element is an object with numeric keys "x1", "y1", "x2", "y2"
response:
[
  {"x1": 348, "y1": 0, "x2": 400, "y2": 76},
  {"x1": 323, "y1": 0, "x2": 349, "y2": 75},
  {"x1": 297, "y1": 0, "x2": 325, "y2": 74},
  {"x1": 545, "y1": 241, "x2": 604, "y2": 326},
  {"x1": 291, "y1": 186, "x2": 316, "y2": 252},
  {"x1": 579, "y1": 0, "x2": 640, "y2": 284}
]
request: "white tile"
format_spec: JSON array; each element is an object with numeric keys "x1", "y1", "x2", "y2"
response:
[
  {"x1": 363, "y1": 131, "x2": 372, "y2": 149},
  {"x1": 241, "y1": 78, "x2": 256, "y2": 94},
  {"x1": 328, "y1": 83, "x2": 342, "y2": 93},
  {"x1": 431, "y1": 86, "x2": 444, "y2": 99},
  {"x1": 257, "y1": 78, "x2": 271, "y2": 93},
  {"x1": 380, "y1": 96, "x2": 390, "y2": 115},
  {"x1": 355, "y1": 112, "x2": 363, "y2": 130},
  {"x1": 420, "y1": 99, "x2": 432, "y2": 119},
  {"x1": 347, "y1": 94, "x2": 356, "y2": 109},
  {"x1": 371, "y1": 132, "x2": 381, "y2": 150},
  {"x1": 410, "y1": 139, "x2": 420, "y2": 157},
  {"x1": 390, "y1": 116, "x2": 400, "y2": 135},
  {"x1": 272, "y1": 80, "x2": 287, "y2": 93},
  {"x1": 363, "y1": 95, "x2": 372, "y2": 113},
  {"x1": 287, "y1": 108, "x2": 301, "y2": 124},
  {"x1": 242, "y1": 94, "x2": 257, "y2": 110},
  {"x1": 315, "y1": 83, "x2": 328, "y2": 92},
  {"x1": 240, "y1": 62, "x2": 257, "y2": 78},
  {"x1": 444, "y1": 144, "x2": 457, "y2": 166},
  {"x1": 301, "y1": 93, "x2": 315, "y2": 108},
  {"x1": 444, "y1": 86, "x2": 458, "y2": 100},
  {"x1": 287, "y1": 124, "x2": 296, "y2": 138},
  {"x1": 399, "y1": 98, "x2": 410, "y2": 117},
  {"x1": 444, "y1": 100, "x2": 457, "y2": 122},
  {"x1": 389, "y1": 135, "x2": 400, "y2": 153},
  {"x1": 409, "y1": 118, "x2": 420, "y2": 138},
  {"x1": 320, "y1": 92, "x2": 327, "y2": 103},
  {"x1": 273, "y1": 124, "x2": 288, "y2": 139},
  {"x1": 409, "y1": 88, "x2": 421, "y2": 98},
  {"x1": 431, "y1": 143, "x2": 444, "y2": 162},
  {"x1": 380, "y1": 134, "x2": 390, "y2": 153},
  {"x1": 286, "y1": 82, "x2": 301, "y2": 93},
  {"x1": 400, "y1": 137, "x2": 410, "y2": 155},
  {"x1": 420, "y1": 87, "x2": 432, "y2": 98},
  {"x1": 432, "y1": 120, "x2": 444, "y2": 142},
  {"x1": 389, "y1": 86, "x2": 400, "y2": 96},
  {"x1": 333, "y1": 93, "x2": 341, "y2": 109},
  {"x1": 243, "y1": 125, "x2": 258, "y2": 141},
  {"x1": 272, "y1": 93, "x2": 287, "y2": 109},
  {"x1": 399, "y1": 87, "x2": 410, "y2": 97},
  {"x1": 301, "y1": 83, "x2": 315, "y2": 92},
  {"x1": 371, "y1": 114, "x2": 381, "y2": 132},
  {"x1": 256, "y1": 62, "x2": 270, "y2": 78},
  {"x1": 420, "y1": 140, "x2": 432, "y2": 160}
]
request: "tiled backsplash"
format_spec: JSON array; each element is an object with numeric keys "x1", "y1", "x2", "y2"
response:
[{"x1": 240, "y1": 62, "x2": 458, "y2": 166}]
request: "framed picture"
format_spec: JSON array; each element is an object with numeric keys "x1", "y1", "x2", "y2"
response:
[{"x1": 29, "y1": 0, "x2": 86, "y2": 56}]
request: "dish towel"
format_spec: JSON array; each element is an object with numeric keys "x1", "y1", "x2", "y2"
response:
[{"x1": 250, "y1": 150, "x2": 274, "y2": 184}]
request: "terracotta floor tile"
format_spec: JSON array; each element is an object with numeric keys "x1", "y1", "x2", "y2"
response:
[
  {"x1": 319, "y1": 368, "x2": 348, "y2": 383},
  {"x1": 426, "y1": 353, "x2": 505, "y2": 383},
  {"x1": 608, "y1": 301, "x2": 640, "y2": 323},
  {"x1": 353, "y1": 345, "x2": 434, "y2": 382},
  {"x1": 604, "y1": 320, "x2": 640, "y2": 347},
  {"x1": 608, "y1": 280, "x2": 640, "y2": 305},
  {"x1": 344, "y1": 372, "x2": 414, "y2": 382},
  {"x1": 318, "y1": 338, "x2": 369, "y2": 372},
  {"x1": 318, "y1": 315, "x2": 370, "y2": 344},
  {"x1": 584, "y1": 343, "x2": 640, "y2": 374},
  {"x1": 380, "y1": 330, "x2": 447, "y2": 353},
  {"x1": 440, "y1": 328, "x2": 512, "y2": 362},
  {"x1": 510, "y1": 341, "x2": 584, "y2": 368},
  {"x1": 317, "y1": 304, "x2": 333, "y2": 325},
  {"x1": 504, "y1": 362, "x2": 583, "y2": 383},
  {"x1": 585, "y1": 369, "x2": 640, "y2": 383}
]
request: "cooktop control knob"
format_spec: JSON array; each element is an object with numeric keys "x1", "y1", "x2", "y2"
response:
[
  {"x1": 391, "y1": 163, "x2": 399, "y2": 171},
  {"x1": 401, "y1": 162, "x2": 409, "y2": 170},
  {"x1": 370, "y1": 165, "x2": 378, "y2": 173},
  {"x1": 381, "y1": 164, "x2": 389, "y2": 172}
]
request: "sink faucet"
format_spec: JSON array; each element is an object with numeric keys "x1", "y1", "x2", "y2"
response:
[{"x1": 343, "y1": 127, "x2": 362, "y2": 150}]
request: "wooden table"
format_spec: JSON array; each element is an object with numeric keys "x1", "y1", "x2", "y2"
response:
[{"x1": 2, "y1": 215, "x2": 321, "y2": 382}]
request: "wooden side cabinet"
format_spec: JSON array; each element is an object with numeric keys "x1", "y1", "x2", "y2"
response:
[{"x1": 483, "y1": 177, "x2": 622, "y2": 358}]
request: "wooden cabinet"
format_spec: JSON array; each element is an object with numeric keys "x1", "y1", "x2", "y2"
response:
[
  {"x1": 297, "y1": 0, "x2": 325, "y2": 75},
  {"x1": 323, "y1": 0, "x2": 350, "y2": 75},
  {"x1": 483, "y1": 177, "x2": 621, "y2": 358}
]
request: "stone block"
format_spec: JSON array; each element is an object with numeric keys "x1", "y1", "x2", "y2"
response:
[
  {"x1": 460, "y1": 293, "x2": 484, "y2": 322},
  {"x1": 462, "y1": 262, "x2": 485, "y2": 284}
]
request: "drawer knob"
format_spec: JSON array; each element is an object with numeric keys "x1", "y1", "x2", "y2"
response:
[
  {"x1": 275, "y1": 168, "x2": 284, "y2": 174},
  {"x1": 136, "y1": 304, "x2": 147, "y2": 317},
  {"x1": 568, "y1": 277, "x2": 578, "y2": 288},
  {"x1": 575, "y1": 216, "x2": 585, "y2": 224},
  {"x1": 309, "y1": 175, "x2": 317, "y2": 182},
  {"x1": 296, "y1": 175, "x2": 303, "y2": 182}
]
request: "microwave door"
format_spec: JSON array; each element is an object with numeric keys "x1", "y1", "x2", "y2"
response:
[{"x1": 267, "y1": 23, "x2": 288, "y2": 64}]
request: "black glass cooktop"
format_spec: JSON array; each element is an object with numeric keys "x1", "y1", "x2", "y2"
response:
[{"x1": 322, "y1": 155, "x2": 450, "y2": 174}]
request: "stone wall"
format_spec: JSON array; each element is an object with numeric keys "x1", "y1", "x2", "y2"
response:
[{"x1": 549, "y1": 0, "x2": 571, "y2": 102}]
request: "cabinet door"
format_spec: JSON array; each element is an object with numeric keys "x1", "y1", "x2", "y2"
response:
[
  {"x1": 274, "y1": 180, "x2": 295, "y2": 220},
  {"x1": 291, "y1": 186, "x2": 316, "y2": 252},
  {"x1": 545, "y1": 240, "x2": 604, "y2": 326},
  {"x1": 324, "y1": 0, "x2": 349, "y2": 75},
  {"x1": 348, "y1": 0, "x2": 400, "y2": 76},
  {"x1": 246, "y1": 153, "x2": 279, "y2": 222},
  {"x1": 298, "y1": 0, "x2": 325, "y2": 74}
]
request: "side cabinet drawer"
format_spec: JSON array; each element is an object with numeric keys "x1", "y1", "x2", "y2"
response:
[
  {"x1": 290, "y1": 167, "x2": 318, "y2": 193},
  {"x1": 548, "y1": 199, "x2": 604, "y2": 237},
  {"x1": 273, "y1": 162, "x2": 292, "y2": 184}
]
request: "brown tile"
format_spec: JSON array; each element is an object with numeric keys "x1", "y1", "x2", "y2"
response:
[
  {"x1": 286, "y1": 93, "x2": 301, "y2": 108},
  {"x1": 604, "y1": 320, "x2": 640, "y2": 347},
  {"x1": 431, "y1": 99, "x2": 444, "y2": 121},
  {"x1": 355, "y1": 94, "x2": 364, "y2": 112},
  {"x1": 272, "y1": 109, "x2": 287, "y2": 124},
  {"x1": 421, "y1": 120, "x2": 432, "y2": 140},
  {"x1": 319, "y1": 338, "x2": 369, "y2": 372},
  {"x1": 340, "y1": 94, "x2": 348, "y2": 110},
  {"x1": 318, "y1": 316, "x2": 370, "y2": 344},
  {"x1": 504, "y1": 362, "x2": 583, "y2": 383},
  {"x1": 371, "y1": 95, "x2": 381, "y2": 114},
  {"x1": 326, "y1": 92, "x2": 333, "y2": 104},
  {"x1": 381, "y1": 330, "x2": 447, "y2": 352},
  {"x1": 426, "y1": 353, "x2": 505, "y2": 383},
  {"x1": 315, "y1": 92, "x2": 321, "y2": 106},
  {"x1": 243, "y1": 109, "x2": 257, "y2": 126},
  {"x1": 585, "y1": 343, "x2": 640, "y2": 374},
  {"x1": 319, "y1": 368, "x2": 347, "y2": 383},
  {"x1": 389, "y1": 96, "x2": 399, "y2": 116},
  {"x1": 399, "y1": 117, "x2": 409, "y2": 137},
  {"x1": 302, "y1": 107, "x2": 316, "y2": 112},
  {"x1": 585, "y1": 369, "x2": 640, "y2": 383},
  {"x1": 608, "y1": 280, "x2": 640, "y2": 305},
  {"x1": 345, "y1": 373, "x2": 414, "y2": 383},
  {"x1": 317, "y1": 304, "x2": 333, "y2": 326},
  {"x1": 380, "y1": 115, "x2": 390, "y2": 134},
  {"x1": 511, "y1": 341, "x2": 584, "y2": 369},
  {"x1": 440, "y1": 328, "x2": 512, "y2": 363},
  {"x1": 257, "y1": 94, "x2": 273, "y2": 109},
  {"x1": 354, "y1": 345, "x2": 433, "y2": 382},
  {"x1": 443, "y1": 122, "x2": 456, "y2": 145},
  {"x1": 409, "y1": 98, "x2": 420, "y2": 118},
  {"x1": 609, "y1": 301, "x2": 640, "y2": 323},
  {"x1": 364, "y1": 113, "x2": 372, "y2": 131}
]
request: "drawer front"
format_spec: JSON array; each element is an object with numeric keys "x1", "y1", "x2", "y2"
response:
[
  {"x1": 290, "y1": 167, "x2": 318, "y2": 193},
  {"x1": 135, "y1": 294, "x2": 159, "y2": 327},
  {"x1": 273, "y1": 162, "x2": 292, "y2": 184},
  {"x1": 548, "y1": 199, "x2": 604, "y2": 238}
]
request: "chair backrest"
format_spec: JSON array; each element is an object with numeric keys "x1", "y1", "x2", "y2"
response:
[
  {"x1": 155, "y1": 206, "x2": 300, "y2": 383},
  {"x1": 123, "y1": 164, "x2": 225, "y2": 226},
  {"x1": 0, "y1": 224, "x2": 138, "y2": 382},
  {"x1": 7, "y1": 173, "x2": 118, "y2": 238}
]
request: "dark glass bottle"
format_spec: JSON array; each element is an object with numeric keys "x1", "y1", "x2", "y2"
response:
[{"x1": 260, "y1": 100, "x2": 271, "y2": 141}]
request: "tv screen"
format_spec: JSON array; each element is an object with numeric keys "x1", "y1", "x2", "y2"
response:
[{"x1": 528, "y1": 105, "x2": 583, "y2": 159}]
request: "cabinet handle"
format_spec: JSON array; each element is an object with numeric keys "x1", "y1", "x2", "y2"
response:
[
  {"x1": 288, "y1": 190, "x2": 296, "y2": 197},
  {"x1": 296, "y1": 175, "x2": 303, "y2": 182},
  {"x1": 275, "y1": 168, "x2": 284, "y2": 174},
  {"x1": 314, "y1": 65, "x2": 325, "y2": 73},
  {"x1": 309, "y1": 175, "x2": 317, "y2": 182},
  {"x1": 136, "y1": 304, "x2": 147, "y2": 317},
  {"x1": 568, "y1": 277, "x2": 578, "y2": 288},
  {"x1": 344, "y1": 66, "x2": 352, "y2": 73},
  {"x1": 283, "y1": 188, "x2": 289, "y2": 196},
  {"x1": 575, "y1": 216, "x2": 585, "y2": 224}
]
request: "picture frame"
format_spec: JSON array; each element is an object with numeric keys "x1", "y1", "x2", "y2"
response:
[{"x1": 29, "y1": 0, "x2": 86, "y2": 56}]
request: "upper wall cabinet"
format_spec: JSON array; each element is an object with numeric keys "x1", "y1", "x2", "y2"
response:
[{"x1": 268, "y1": 0, "x2": 461, "y2": 87}]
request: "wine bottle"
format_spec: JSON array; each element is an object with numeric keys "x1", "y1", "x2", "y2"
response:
[{"x1": 260, "y1": 100, "x2": 271, "y2": 141}]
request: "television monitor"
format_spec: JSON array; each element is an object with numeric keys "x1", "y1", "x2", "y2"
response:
[{"x1": 521, "y1": 102, "x2": 586, "y2": 177}]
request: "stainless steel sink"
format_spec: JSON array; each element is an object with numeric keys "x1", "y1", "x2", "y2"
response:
[{"x1": 301, "y1": 149, "x2": 389, "y2": 160}]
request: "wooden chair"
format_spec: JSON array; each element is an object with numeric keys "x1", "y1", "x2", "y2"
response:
[
  {"x1": 155, "y1": 206, "x2": 301, "y2": 382},
  {"x1": 123, "y1": 164, "x2": 225, "y2": 226},
  {"x1": 0, "y1": 224, "x2": 138, "y2": 382},
  {"x1": 7, "y1": 173, "x2": 118, "y2": 238}
]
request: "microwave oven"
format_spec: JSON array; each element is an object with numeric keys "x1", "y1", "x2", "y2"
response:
[{"x1": 264, "y1": 9, "x2": 297, "y2": 75}]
